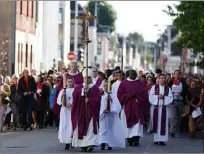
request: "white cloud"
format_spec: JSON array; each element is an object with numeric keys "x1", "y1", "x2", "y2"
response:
[{"x1": 78, "y1": 1, "x2": 176, "y2": 42}]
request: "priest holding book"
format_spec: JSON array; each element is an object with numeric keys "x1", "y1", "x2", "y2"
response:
[{"x1": 149, "y1": 74, "x2": 173, "y2": 145}]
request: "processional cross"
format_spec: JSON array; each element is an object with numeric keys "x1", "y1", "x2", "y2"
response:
[{"x1": 76, "y1": 8, "x2": 97, "y2": 121}]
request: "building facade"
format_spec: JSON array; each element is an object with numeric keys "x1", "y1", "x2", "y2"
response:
[
  {"x1": 0, "y1": 1, "x2": 36, "y2": 76},
  {"x1": 15, "y1": 1, "x2": 36, "y2": 74},
  {"x1": 35, "y1": 1, "x2": 71, "y2": 72}
]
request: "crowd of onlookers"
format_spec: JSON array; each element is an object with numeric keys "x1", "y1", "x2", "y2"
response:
[{"x1": 0, "y1": 67, "x2": 203, "y2": 139}]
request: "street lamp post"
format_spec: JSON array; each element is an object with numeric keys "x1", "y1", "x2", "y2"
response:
[{"x1": 74, "y1": 1, "x2": 78, "y2": 60}]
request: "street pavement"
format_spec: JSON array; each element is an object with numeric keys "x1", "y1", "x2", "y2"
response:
[{"x1": 0, "y1": 128, "x2": 203, "y2": 154}]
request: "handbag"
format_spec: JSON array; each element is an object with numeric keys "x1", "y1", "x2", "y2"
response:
[
  {"x1": 13, "y1": 92, "x2": 21, "y2": 103},
  {"x1": 2, "y1": 96, "x2": 11, "y2": 105}
]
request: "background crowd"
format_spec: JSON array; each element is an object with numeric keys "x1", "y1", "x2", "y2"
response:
[{"x1": 0, "y1": 66, "x2": 203, "y2": 139}]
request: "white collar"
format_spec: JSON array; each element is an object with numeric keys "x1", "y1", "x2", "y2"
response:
[
  {"x1": 92, "y1": 76, "x2": 98, "y2": 81},
  {"x1": 69, "y1": 71, "x2": 78, "y2": 76},
  {"x1": 127, "y1": 77, "x2": 139, "y2": 81}
]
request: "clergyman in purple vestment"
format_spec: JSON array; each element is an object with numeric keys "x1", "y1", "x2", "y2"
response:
[
  {"x1": 91, "y1": 67, "x2": 104, "y2": 89},
  {"x1": 117, "y1": 70, "x2": 148, "y2": 147},
  {"x1": 71, "y1": 68, "x2": 101, "y2": 152},
  {"x1": 53, "y1": 62, "x2": 83, "y2": 119}
]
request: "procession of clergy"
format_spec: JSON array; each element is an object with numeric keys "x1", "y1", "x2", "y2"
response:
[{"x1": 56, "y1": 61, "x2": 173, "y2": 152}]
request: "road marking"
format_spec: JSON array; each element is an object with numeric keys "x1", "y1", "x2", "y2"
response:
[{"x1": 0, "y1": 132, "x2": 15, "y2": 136}]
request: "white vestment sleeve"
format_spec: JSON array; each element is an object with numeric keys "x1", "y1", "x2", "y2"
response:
[
  {"x1": 110, "y1": 94, "x2": 121, "y2": 113},
  {"x1": 57, "y1": 90, "x2": 63, "y2": 105},
  {"x1": 99, "y1": 80, "x2": 104, "y2": 89},
  {"x1": 164, "y1": 88, "x2": 173, "y2": 106},
  {"x1": 111, "y1": 84, "x2": 116, "y2": 94},
  {"x1": 149, "y1": 85, "x2": 159, "y2": 105}
]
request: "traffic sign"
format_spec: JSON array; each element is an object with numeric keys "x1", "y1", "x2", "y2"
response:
[{"x1": 67, "y1": 52, "x2": 76, "y2": 61}]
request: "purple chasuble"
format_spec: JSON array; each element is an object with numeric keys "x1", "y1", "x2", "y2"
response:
[
  {"x1": 71, "y1": 85, "x2": 101, "y2": 139},
  {"x1": 117, "y1": 79, "x2": 148, "y2": 128},
  {"x1": 152, "y1": 84, "x2": 169, "y2": 135},
  {"x1": 53, "y1": 72, "x2": 84, "y2": 118},
  {"x1": 95, "y1": 77, "x2": 103, "y2": 87}
]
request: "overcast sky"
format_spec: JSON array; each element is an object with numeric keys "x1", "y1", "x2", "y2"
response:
[{"x1": 78, "y1": 1, "x2": 177, "y2": 42}]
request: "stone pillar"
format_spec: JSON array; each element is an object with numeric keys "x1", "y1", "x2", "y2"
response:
[{"x1": 0, "y1": 1, "x2": 15, "y2": 76}]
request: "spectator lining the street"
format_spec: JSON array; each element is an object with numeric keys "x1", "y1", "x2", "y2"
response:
[{"x1": 18, "y1": 68, "x2": 37, "y2": 131}]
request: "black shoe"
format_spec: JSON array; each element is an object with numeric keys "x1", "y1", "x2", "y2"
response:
[
  {"x1": 134, "y1": 142, "x2": 139, "y2": 147},
  {"x1": 23, "y1": 126, "x2": 27, "y2": 131},
  {"x1": 108, "y1": 146, "x2": 112, "y2": 150},
  {"x1": 87, "y1": 146, "x2": 94, "y2": 152},
  {"x1": 81, "y1": 147, "x2": 87, "y2": 152},
  {"x1": 127, "y1": 138, "x2": 134, "y2": 146},
  {"x1": 101, "y1": 143, "x2": 105, "y2": 150},
  {"x1": 39, "y1": 125, "x2": 43, "y2": 129},
  {"x1": 133, "y1": 136, "x2": 139, "y2": 147},
  {"x1": 171, "y1": 133, "x2": 175, "y2": 138},
  {"x1": 154, "y1": 142, "x2": 159, "y2": 145},
  {"x1": 159, "y1": 142, "x2": 166, "y2": 146},
  {"x1": 65, "y1": 144, "x2": 70, "y2": 150},
  {"x1": 27, "y1": 127, "x2": 32, "y2": 131}
]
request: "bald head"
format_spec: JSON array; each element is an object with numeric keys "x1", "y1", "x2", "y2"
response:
[
  {"x1": 70, "y1": 62, "x2": 77, "y2": 73},
  {"x1": 92, "y1": 67, "x2": 98, "y2": 78}
]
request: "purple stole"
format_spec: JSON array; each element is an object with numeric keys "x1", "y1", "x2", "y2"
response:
[
  {"x1": 95, "y1": 77, "x2": 103, "y2": 87},
  {"x1": 153, "y1": 84, "x2": 169, "y2": 135}
]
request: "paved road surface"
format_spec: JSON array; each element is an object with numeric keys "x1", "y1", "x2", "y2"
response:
[{"x1": 0, "y1": 128, "x2": 203, "y2": 154}]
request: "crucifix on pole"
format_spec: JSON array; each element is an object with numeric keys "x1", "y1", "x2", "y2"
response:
[{"x1": 76, "y1": 8, "x2": 97, "y2": 121}]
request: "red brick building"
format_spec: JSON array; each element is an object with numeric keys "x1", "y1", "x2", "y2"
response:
[
  {"x1": 0, "y1": 1, "x2": 37, "y2": 76},
  {"x1": 15, "y1": 1, "x2": 37, "y2": 74}
]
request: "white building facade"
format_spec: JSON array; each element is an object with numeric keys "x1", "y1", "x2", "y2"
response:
[{"x1": 35, "y1": 1, "x2": 70, "y2": 72}]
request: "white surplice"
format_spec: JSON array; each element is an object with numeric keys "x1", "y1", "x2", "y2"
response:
[
  {"x1": 111, "y1": 80, "x2": 121, "y2": 95},
  {"x1": 120, "y1": 78, "x2": 143, "y2": 139},
  {"x1": 57, "y1": 88, "x2": 74, "y2": 144},
  {"x1": 72, "y1": 83, "x2": 99, "y2": 147},
  {"x1": 149, "y1": 85, "x2": 173, "y2": 142},
  {"x1": 99, "y1": 92, "x2": 125, "y2": 148}
]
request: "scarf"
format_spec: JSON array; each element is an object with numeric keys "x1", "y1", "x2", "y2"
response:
[
  {"x1": 153, "y1": 84, "x2": 169, "y2": 135},
  {"x1": 145, "y1": 84, "x2": 152, "y2": 91},
  {"x1": 173, "y1": 77, "x2": 180, "y2": 86}
]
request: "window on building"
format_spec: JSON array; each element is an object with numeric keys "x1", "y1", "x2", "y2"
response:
[
  {"x1": 21, "y1": 44, "x2": 23, "y2": 72},
  {"x1": 58, "y1": 44, "x2": 63, "y2": 59},
  {"x1": 20, "y1": 1, "x2": 23, "y2": 15},
  {"x1": 31, "y1": 1, "x2": 34, "y2": 18},
  {"x1": 25, "y1": 44, "x2": 28, "y2": 67},
  {"x1": 97, "y1": 38, "x2": 102, "y2": 55},
  {"x1": 18, "y1": 43, "x2": 20, "y2": 63},
  {"x1": 27, "y1": 1, "x2": 29, "y2": 17},
  {"x1": 59, "y1": 8, "x2": 63, "y2": 23},
  {"x1": 30, "y1": 45, "x2": 33, "y2": 70},
  {"x1": 18, "y1": 43, "x2": 20, "y2": 73}
]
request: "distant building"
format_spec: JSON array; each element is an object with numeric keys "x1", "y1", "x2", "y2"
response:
[
  {"x1": 15, "y1": 1, "x2": 37, "y2": 74},
  {"x1": 0, "y1": 1, "x2": 37, "y2": 76},
  {"x1": 35, "y1": 1, "x2": 71, "y2": 71},
  {"x1": 156, "y1": 25, "x2": 182, "y2": 73},
  {"x1": 96, "y1": 25, "x2": 110, "y2": 71}
]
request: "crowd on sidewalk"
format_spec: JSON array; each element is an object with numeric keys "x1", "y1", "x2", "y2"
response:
[{"x1": 0, "y1": 64, "x2": 203, "y2": 143}]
